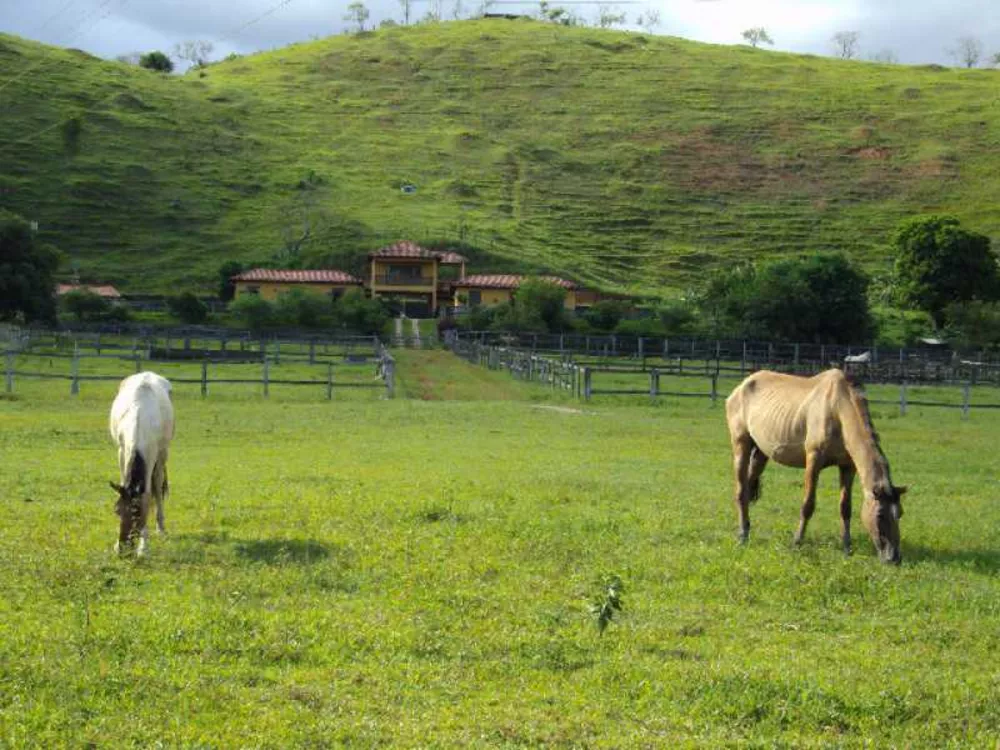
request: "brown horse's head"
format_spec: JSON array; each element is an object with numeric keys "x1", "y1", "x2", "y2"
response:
[
  {"x1": 862, "y1": 485, "x2": 906, "y2": 565},
  {"x1": 109, "y1": 481, "x2": 141, "y2": 552}
]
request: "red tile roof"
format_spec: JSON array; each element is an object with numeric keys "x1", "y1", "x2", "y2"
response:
[
  {"x1": 369, "y1": 241, "x2": 467, "y2": 264},
  {"x1": 56, "y1": 284, "x2": 121, "y2": 298},
  {"x1": 232, "y1": 268, "x2": 362, "y2": 284},
  {"x1": 369, "y1": 241, "x2": 437, "y2": 259},
  {"x1": 436, "y1": 251, "x2": 468, "y2": 264},
  {"x1": 453, "y1": 274, "x2": 577, "y2": 290}
]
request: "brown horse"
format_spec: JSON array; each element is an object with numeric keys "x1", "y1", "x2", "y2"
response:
[{"x1": 725, "y1": 368, "x2": 906, "y2": 564}]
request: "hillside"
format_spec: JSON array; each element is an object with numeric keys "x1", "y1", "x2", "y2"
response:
[{"x1": 1, "y1": 21, "x2": 999, "y2": 295}]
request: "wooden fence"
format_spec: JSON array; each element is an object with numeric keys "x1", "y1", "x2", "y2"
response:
[
  {"x1": 4, "y1": 346, "x2": 395, "y2": 400},
  {"x1": 449, "y1": 339, "x2": 1000, "y2": 417}
]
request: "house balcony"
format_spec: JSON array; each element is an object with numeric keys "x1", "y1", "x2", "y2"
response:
[{"x1": 373, "y1": 274, "x2": 434, "y2": 288}]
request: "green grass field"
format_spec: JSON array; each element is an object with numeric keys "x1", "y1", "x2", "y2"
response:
[
  {"x1": 2, "y1": 352, "x2": 1000, "y2": 746},
  {"x1": 3, "y1": 22, "x2": 1000, "y2": 294}
]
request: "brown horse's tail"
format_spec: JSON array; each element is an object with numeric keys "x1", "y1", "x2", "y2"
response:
[{"x1": 748, "y1": 447, "x2": 763, "y2": 504}]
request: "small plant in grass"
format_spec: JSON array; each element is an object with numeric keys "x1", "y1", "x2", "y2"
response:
[{"x1": 589, "y1": 574, "x2": 624, "y2": 635}]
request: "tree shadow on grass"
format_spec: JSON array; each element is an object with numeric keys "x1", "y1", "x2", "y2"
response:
[
  {"x1": 233, "y1": 539, "x2": 332, "y2": 565},
  {"x1": 170, "y1": 532, "x2": 332, "y2": 565},
  {"x1": 904, "y1": 542, "x2": 1000, "y2": 573}
]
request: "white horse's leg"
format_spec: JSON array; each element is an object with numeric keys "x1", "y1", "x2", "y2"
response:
[{"x1": 152, "y1": 459, "x2": 168, "y2": 534}]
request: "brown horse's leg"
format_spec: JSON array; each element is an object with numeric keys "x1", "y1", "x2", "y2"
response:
[
  {"x1": 794, "y1": 452, "x2": 822, "y2": 545},
  {"x1": 839, "y1": 464, "x2": 855, "y2": 555},
  {"x1": 731, "y1": 437, "x2": 753, "y2": 543}
]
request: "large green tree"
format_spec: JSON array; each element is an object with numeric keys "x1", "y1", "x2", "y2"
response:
[
  {"x1": 697, "y1": 253, "x2": 873, "y2": 343},
  {"x1": 892, "y1": 215, "x2": 1000, "y2": 328},
  {"x1": 0, "y1": 210, "x2": 60, "y2": 324}
]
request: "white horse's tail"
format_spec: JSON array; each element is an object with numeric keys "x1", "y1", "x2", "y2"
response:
[{"x1": 122, "y1": 450, "x2": 147, "y2": 499}]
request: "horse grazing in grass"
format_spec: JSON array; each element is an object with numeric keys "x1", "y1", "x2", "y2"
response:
[
  {"x1": 108, "y1": 371, "x2": 174, "y2": 556},
  {"x1": 725, "y1": 368, "x2": 906, "y2": 564}
]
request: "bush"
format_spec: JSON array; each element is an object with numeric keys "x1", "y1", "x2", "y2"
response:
[
  {"x1": 274, "y1": 289, "x2": 333, "y2": 329},
  {"x1": 229, "y1": 295, "x2": 274, "y2": 332},
  {"x1": 333, "y1": 289, "x2": 388, "y2": 335},
  {"x1": 1, "y1": 210, "x2": 60, "y2": 324},
  {"x1": 583, "y1": 300, "x2": 628, "y2": 332},
  {"x1": 60, "y1": 289, "x2": 111, "y2": 322},
  {"x1": 943, "y1": 301, "x2": 1000, "y2": 351},
  {"x1": 167, "y1": 292, "x2": 209, "y2": 324}
]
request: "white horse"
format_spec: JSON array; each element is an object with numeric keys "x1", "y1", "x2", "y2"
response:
[{"x1": 108, "y1": 371, "x2": 174, "y2": 556}]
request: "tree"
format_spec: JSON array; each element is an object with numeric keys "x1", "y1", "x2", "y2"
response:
[
  {"x1": 344, "y1": 1, "x2": 371, "y2": 32},
  {"x1": 891, "y1": 215, "x2": 1000, "y2": 329},
  {"x1": 595, "y1": 4, "x2": 626, "y2": 28},
  {"x1": 274, "y1": 289, "x2": 333, "y2": 329},
  {"x1": 745, "y1": 254, "x2": 873, "y2": 343},
  {"x1": 832, "y1": 31, "x2": 860, "y2": 60},
  {"x1": 635, "y1": 9, "x2": 660, "y2": 34},
  {"x1": 696, "y1": 255, "x2": 873, "y2": 343},
  {"x1": 539, "y1": 1, "x2": 578, "y2": 25},
  {"x1": 218, "y1": 261, "x2": 245, "y2": 302},
  {"x1": 951, "y1": 36, "x2": 982, "y2": 68},
  {"x1": 869, "y1": 49, "x2": 899, "y2": 64},
  {"x1": 497, "y1": 278, "x2": 571, "y2": 333},
  {"x1": 991, "y1": 52, "x2": 1000, "y2": 68},
  {"x1": 115, "y1": 52, "x2": 142, "y2": 65},
  {"x1": 0, "y1": 211, "x2": 60, "y2": 324},
  {"x1": 139, "y1": 51, "x2": 173, "y2": 73},
  {"x1": 167, "y1": 292, "x2": 209, "y2": 324},
  {"x1": 741, "y1": 27, "x2": 774, "y2": 48},
  {"x1": 60, "y1": 289, "x2": 110, "y2": 322},
  {"x1": 399, "y1": 0, "x2": 412, "y2": 24},
  {"x1": 173, "y1": 40, "x2": 214, "y2": 69}
]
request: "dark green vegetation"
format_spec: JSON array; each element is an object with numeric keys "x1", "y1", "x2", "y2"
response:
[
  {"x1": 892, "y1": 214, "x2": 1000, "y2": 328},
  {"x1": 0, "y1": 210, "x2": 60, "y2": 323},
  {"x1": 3, "y1": 365, "x2": 1000, "y2": 745},
  {"x1": 2, "y1": 22, "x2": 1000, "y2": 293}
]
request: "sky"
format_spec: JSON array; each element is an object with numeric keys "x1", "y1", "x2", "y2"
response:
[{"x1": 1, "y1": 0, "x2": 999, "y2": 68}]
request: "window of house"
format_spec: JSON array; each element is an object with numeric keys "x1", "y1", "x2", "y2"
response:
[
  {"x1": 246, "y1": 285, "x2": 260, "y2": 295},
  {"x1": 468, "y1": 289, "x2": 481, "y2": 306},
  {"x1": 387, "y1": 264, "x2": 423, "y2": 282}
]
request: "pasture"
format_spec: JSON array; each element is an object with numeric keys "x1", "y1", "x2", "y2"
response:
[{"x1": 2, "y1": 365, "x2": 1000, "y2": 746}]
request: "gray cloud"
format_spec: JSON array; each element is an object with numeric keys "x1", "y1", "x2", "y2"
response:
[{"x1": 1, "y1": 0, "x2": 998, "y2": 66}]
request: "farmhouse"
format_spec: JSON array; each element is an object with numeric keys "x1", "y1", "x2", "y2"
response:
[
  {"x1": 56, "y1": 283, "x2": 122, "y2": 299},
  {"x1": 367, "y1": 241, "x2": 467, "y2": 317},
  {"x1": 231, "y1": 268, "x2": 363, "y2": 301},
  {"x1": 453, "y1": 274, "x2": 579, "y2": 310}
]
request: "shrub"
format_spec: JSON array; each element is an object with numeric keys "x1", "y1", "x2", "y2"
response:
[
  {"x1": 333, "y1": 289, "x2": 388, "y2": 335},
  {"x1": 229, "y1": 294, "x2": 274, "y2": 332},
  {"x1": 274, "y1": 289, "x2": 333, "y2": 329},
  {"x1": 60, "y1": 289, "x2": 111, "y2": 322},
  {"x1": 167, "y1": 292, "x2": 209, "y2": 324}
]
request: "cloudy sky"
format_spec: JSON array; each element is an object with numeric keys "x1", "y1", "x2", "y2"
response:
[{"x1": 1, "y1": 0, "x2": 999, "y2": 67}]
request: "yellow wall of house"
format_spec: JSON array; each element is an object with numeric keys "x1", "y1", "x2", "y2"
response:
[
  {"x1": 234, "y1": 281, "x2": 358, "y2": 301},
  {"x1": 455, "y1": 288, "x2": 577, "y2": 309}
]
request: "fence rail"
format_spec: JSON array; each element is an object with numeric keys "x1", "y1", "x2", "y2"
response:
[
  {"x1": 447, "y1": 336, "x2": 1000, "y2": 417},
  {"x1": 4, "y1": 345, "x2": 396, "y2": 400}
]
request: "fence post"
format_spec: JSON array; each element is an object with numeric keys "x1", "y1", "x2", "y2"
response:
[
  {"x1": 711, "y1": 373, "x2": 718, "y2": 405},
  {"x1": 649, "y1": 368, "x2": 658, "y2": 402},
  {"x1": 96, "y1": 333, "x2": 101, "y2": 356},
  {"x1": 385, "y1": 359, "x2": 395, "y2": 399},
  {"x1": 134, "y1": 354, "x2": 141, "y2": 373},
  {"x1": 899, "y1": 382, "x2": 907, "y2": 416},
  {"x1": 201, "y1": 360, "x2": 208, "y2": 398},
  {"x1": 263, "y1": 358, "x2": 270, "y2": 398},
  {"x1": 310, "y1": 340, "x2": 316, "y2": 365},
  {"x1": 741, "y1": 341, "x2": 747, "y2": 377},
  {"x1": 326, "y1": 363, "x2": 334, "y2": 400},
  {"x1": 583, "y1": 367, "x2": 592, "y2": 402},
  {"x1": 275, "y1": 340, "x2": 281, "y2": 365},
  {"x1": 70, "y1": 352, "x2": 80, "y2": 396},
  {"x1": 793, "y1": 343, "x2": 799, "y2": 369},
  {"x1": 962, "y1": 381, "x2": 971, "y2": 420},
  {"x1": 5, "y1": 351, "x2": 13, "y2": 393}
]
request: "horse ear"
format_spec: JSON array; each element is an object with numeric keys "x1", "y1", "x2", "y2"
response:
[
  {"x1": 896, "y1": 485, "x2": 908, "y2": 496},
  {"x1": 109, "y1": 481, "x2": 124, "y2": 493}
]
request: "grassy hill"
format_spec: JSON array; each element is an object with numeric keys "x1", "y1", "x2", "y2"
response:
[{"x1": 1, "y1": 21, "x2": 999, "y2": 295}]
